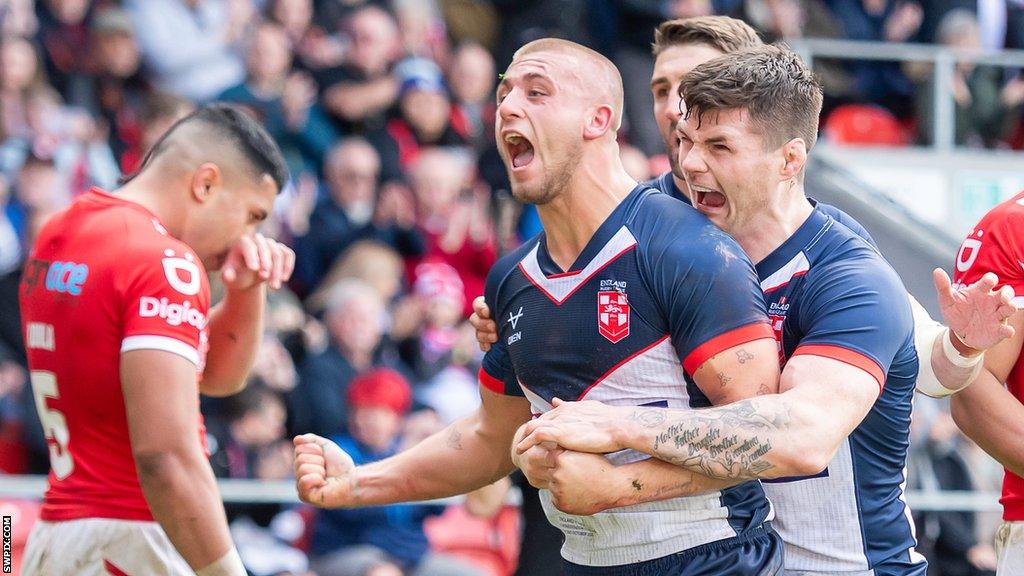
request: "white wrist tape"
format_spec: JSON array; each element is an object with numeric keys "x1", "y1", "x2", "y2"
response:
[
  {"x1": 942, "y1": 328, "x2": 984, "y2": 369},
  {"x1": 196, "y1": 548, "x2": 246, "y2": 576}
]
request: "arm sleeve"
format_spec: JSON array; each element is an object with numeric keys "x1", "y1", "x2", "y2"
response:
[
  {"x1": 479, "y1": 259, "x2": 524, "y2": 397},
  {"x1": 792, "y1": 256, "x2": 912, "y2": 390},
  {"x1": 952, "y1": 207, "x2": 1024, "y2": 308},
  {"x1": 644, "y1": 226, "x2": 773, "y2": 375},
  {"x1": 116, "y1": 245, "x2": 210, "y2": 367}
]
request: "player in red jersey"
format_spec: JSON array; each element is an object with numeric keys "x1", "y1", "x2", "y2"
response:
[
  {"x1": 19, "y1": 104, "x2": 294, "y2": 576},
  {"x1": 949, "y1": 190, "x2": 1024, "y2": 575}
]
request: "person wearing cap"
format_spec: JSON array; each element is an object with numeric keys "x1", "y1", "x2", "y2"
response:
[{"x1": 308, "y1": 369, "x2": 482, "y2": 576}]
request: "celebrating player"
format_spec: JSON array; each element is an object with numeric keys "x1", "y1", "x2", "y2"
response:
[
  {"x1": 20, "y1": 104, "x2": 294, "y2": 576},
  {"x1": 948, "y1": 192, "x2": 1024, "y2": 574},
  {"x1": 511, "y1": 45, "x2": 1012, "y2": 576},
  {"x1": 295, "y1": 39, "x2": 789, "y2": 575}
]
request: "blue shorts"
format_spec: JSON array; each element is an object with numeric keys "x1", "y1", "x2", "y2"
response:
[{"x1": 562, "y1": 524, "x2": 784, "y2": 576}]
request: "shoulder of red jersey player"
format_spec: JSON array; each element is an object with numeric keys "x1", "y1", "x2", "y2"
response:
[{"x1": 953, "y1": 189, "x2": 1024, "y2": 288}]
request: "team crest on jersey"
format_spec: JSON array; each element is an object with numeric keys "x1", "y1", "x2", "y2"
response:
[
  {"x1": 768, "y1": 298, "x2": 789, "y2": 362},
  {"x1": 598, "y1": 280, "x2": 629, "y2": 343}
]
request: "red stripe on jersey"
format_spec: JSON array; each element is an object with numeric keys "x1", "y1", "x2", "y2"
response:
[
  {"x1": 682, "y1": 323, "x2": 775, "y2": 375},
  {"x1": 792, "y1": 344, "x2": 885, "y2": 391},
  {"x1": 104, "y1": 559, "x2": 131, "y2": 576},
  {"x1": 478, "y1": 367, "x2": 505, "y2": 394}
]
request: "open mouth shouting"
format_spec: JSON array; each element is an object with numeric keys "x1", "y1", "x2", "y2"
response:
[
  {"x1": 503, "y1": 131, "x2": 535, "y2": 172},
  {"x1": 690, "y1": 184, "x2": 727, "y2": 212}
]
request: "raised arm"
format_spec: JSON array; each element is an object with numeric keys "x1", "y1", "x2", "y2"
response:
[
  {"x1": 294, "y1": 384, "x2": 533, "y2": 508},
  {"x1": 201, "y1": 233, "x2": 294, "y2": 397}
]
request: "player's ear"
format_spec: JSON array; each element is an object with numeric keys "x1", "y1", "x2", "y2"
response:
[
  {"x1": 583, "y1": 104, "x2": 615, "y2": 140},
  {"x1": 780, "y1": 138, "x2": 807, "y2": 180},
  {"x1": 190, "y1": 163, "x2": 223, "y2": 203}
]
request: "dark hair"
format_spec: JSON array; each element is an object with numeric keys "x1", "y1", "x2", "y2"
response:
[
  {"x1": 679, "y1": 44, "x2": 823, "y2": 151},
  {"x1": 652, "y1": 16, "x2": 762, "y2": 58},
  {"x1": 138, "y1": 103, "x2": 289, "y2": 192},
  {"x1": 225, "y1": 380, "x2": 281, "y2": 423}
]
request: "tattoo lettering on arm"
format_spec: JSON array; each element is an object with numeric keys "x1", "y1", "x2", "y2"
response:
[
  {"x1": 718, "y1": 373, "x2": 732, "y2": 388},
  {"x1": 639, "y1": 399, "x2": 791, "y2": 481}
]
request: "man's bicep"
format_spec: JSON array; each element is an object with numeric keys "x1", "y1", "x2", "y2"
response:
[
  {"x1": 783, "y1": 354, "x2": 879, "y2": 436},
  {"x1": 691, "y1": 337, "x2": 781, "y2": 405},
  {"x1": 121, "y1": 349, "x2": 202, "y2": 458},
  {"x1": 984, "y1": 309, "x2": 1024, "y2": 382}
]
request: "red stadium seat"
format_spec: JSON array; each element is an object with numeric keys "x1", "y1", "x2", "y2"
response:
[{"x1": 823, "y1": 104, "x2": 907, "y2": 147}]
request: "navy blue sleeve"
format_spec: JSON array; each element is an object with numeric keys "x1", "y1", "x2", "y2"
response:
[
  {"x1": 637, "y1": 204, "x2": 773, "y2": 376},
  {"x1": 815, "y1": 202, "x2": 878, "y2": 249},
  {"x1": 479, "y1": 252, "x2": 525, "y2": 397},
  {"x1": 792, "y1": 249, "x2": 912, "y2": 389}
]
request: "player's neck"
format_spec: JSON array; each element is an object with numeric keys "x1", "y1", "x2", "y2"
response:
[
  {"x1": 537, "y1": 158, "x2": 636, "y2": 272},
  {"x1": 733, "y1": 187, "x2": 814, "y2": 264},
  {"x1": 115, "y1": 176, "x2": 187, "y2": 238}
]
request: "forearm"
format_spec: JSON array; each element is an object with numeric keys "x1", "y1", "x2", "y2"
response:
[
  {"x1": 922, "y1": 328, "x2": 983, "y2": 396},
  {"x1": 202, "y1": 285, "x2": 265, "y2": 396},
  {"x1": 136, "y1": 449, "x2": 234, "y2": 571},
  {"x1": 617, "y1": 393, "x2": 830, "y2": 481},
  {"x1": 349, "y1": 412, "x2": 518, "y2": 506},
  {"x1": 951, "y1": 371, "x2": 1024, "y2": 478},
  {"x1": 603, "y1": 457, "x2": 742, "y2": 509}
]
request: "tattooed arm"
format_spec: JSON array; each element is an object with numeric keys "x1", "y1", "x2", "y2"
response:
[
  {"x1": 518, "y1": 353, "x2": 879, "y2": 484},
  {"x1": 295, "y1": 385, "x2": 533, "y2": 508}
]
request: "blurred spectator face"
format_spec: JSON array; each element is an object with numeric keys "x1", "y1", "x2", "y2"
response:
[
  {"x1": 1, "y1": 0, "x2": 38, "y2": 37},
  {"x1": 232, "y1": 391, "x2": 287, "y2": 448},
  {"x1": 620, "y1": 144, "x2": 651, "y2": 181},
  {"x1": 651, "y1": 43, "x2": 724, "y2": 181},
  {"x1": 414, "y1": 261, "x2": 464, "y2": 328},
  {"x1": 450, "y1": 43, "x2": 495, "y2": 104},
  {"x1": 271, "y1": 0, "x2": 314, "y2": 36},
  {"x1": 247, "y1": 23, "x2": 293, "y2": 84},
  {"x1": 94, "y1": 30, "x2": 141, "y2": 79},
  {"x1": 350, "y1": 406, "x2": 403, "y2": 451},
  {"x1": 325, "y1": 139, "x2": 380, "y2": 223},
  {"x1": 400, "y1": 85, "x2": 451, "y2": 141},
  {"x1": 409, "y1": 148, "x2": 467, "y2": 217},
  {"x1": 255, "y1": 440, "x2": 295, "y2": 480},
  {"x1": 347, "y1": 7, "x2": 400, "y2": 76},
  {"x1": 1, "y1": 37, "x2": 40, "y2": 93},
  {"x1": 43, "y1": 0, "x2": 89, "y2": 25},
  {"x1": 325, "y1": 281, "x2": 386, "y2": 360},
  {"x1": 16, "y1": 157, "x2": 64, "y2": 212}
]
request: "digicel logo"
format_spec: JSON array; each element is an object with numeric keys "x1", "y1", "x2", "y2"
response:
[{"x1": 139, "y1": 296, "x2": 208, "y2": 329}]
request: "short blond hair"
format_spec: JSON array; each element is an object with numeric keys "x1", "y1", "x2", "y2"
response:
[{"x1": 512, "y1": 38, "x2": 624, "y2": 131}]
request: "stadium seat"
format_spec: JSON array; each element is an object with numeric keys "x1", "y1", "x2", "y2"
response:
[{"x1": 823, "y1": 104, "x2": 907, "y2": 147}]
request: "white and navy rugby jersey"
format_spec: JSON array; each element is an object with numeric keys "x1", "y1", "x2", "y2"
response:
[
  {"x1": 756, "y1": 207, "x2": 925, "y2": 576},
  {"x1": 480, "y1": 185, "x2": 776, "y2": 567}
]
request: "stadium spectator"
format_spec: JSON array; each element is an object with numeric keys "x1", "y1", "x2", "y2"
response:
[
  {"x1": 265, "y1": 0, "x2": 346, "y2": 71},
  {"x1": 80, "y1": 8, "x2": 152, "y2": 176},
  {"x1": 372, "y1": 57, "x2": 471, "y2": 176},
  {"x1": 34, "y1": 0, "x2": 92, "y2": 102},
  {"x1": 309, "y1": 368, "x2": 482, "y2": 576},
  {"x1": 317, "y1": 5, "x2": 403, "y2": 135},
  {"x1": 448, "y1": 42, "x2": 498, "y2": 154},
  {"x1": 408, "y1": 147, "x2": 495, "y2": 315},
  {"x1": 125, "y1": 0, "x2": 249, "y2": 102},
  {"x1": 211, "y1": 384, "x2": 288, "y2": 480},
  {"x1": 288, "y1": 279, "x2": 392, "y2": 439},
  {"x1": 914, "y1": 10, "x2": 1024, "y2": 147},
  {"x1": 220, "y1": 21, "x2": 338, "y2": 176},
  {"x1": 293, "y1": 138, "x2": 424, "y2": 295}
]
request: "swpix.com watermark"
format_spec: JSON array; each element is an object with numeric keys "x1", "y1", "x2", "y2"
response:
[{"x1": 3, "y1": 515, "x2": 11, "y2": 573}]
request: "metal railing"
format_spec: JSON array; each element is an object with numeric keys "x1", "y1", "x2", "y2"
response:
[
  {"x1": 789, "y1": 38, "x2": 1024, "y2": 151},
  {"x1": 0, "y1": 476, "x2": 1000, "y2": 511}
]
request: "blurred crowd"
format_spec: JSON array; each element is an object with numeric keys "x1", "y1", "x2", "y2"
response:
[{"x1": 0, "y1": 0, "x2": 1022, "y2": 575}]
